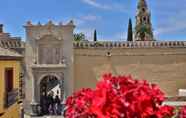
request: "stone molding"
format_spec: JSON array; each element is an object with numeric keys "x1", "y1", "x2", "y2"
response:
[
  {"x1": 35, "y1": 72, "x2": 64, "y2": 85},
  {"x1": 31, "y1": 64, "x2": 67, "y2": 69}
]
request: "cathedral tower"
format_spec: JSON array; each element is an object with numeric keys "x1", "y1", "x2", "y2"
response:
[{"x1": 134, "y1": 0, "x2": 154, "y2": 41}]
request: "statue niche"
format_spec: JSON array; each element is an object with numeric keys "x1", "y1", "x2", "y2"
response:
[{"x1": 37, "y1": 35, "x2": 61, "y2": 64}]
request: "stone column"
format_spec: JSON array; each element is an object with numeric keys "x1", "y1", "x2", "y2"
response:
[
  {"x1": 30, "y1": 77, "x2": 39, "y2": 116},
  {"x1": 61, "y1": 78, "x2": 65, "y2": 101},
  {"x1": 36, "y1": 46, "x2": 39, "y2": 64}
]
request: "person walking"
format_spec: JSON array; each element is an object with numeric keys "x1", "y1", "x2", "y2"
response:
[
  {"x1": 54, "y1": 91, "x2": 61, "y2": 115},
  {"x1": 48, "y1": 91, "x2": 55, "y2": 115}
]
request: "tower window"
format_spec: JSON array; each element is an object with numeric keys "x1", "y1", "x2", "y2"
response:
[
  {"x1": 143, "y1": 17, "x2": 146, "y2": 22},
  {"x1": 142, "y1": 8, "x2": 145, "y2": 12}
]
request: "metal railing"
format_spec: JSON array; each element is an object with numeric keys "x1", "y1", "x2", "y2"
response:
[{"x1": 4, "y1": 89, "x2": 18, "y2": 108}]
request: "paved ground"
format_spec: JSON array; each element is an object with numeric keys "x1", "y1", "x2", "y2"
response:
[{"x1": 24, "y1": 114, "x2": 64, "y2": 118}]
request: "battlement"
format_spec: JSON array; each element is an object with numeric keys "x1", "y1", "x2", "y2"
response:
[
  {"x1": 24, "y1": 20, "x2": 75, "y2": 27},
  {"x1": 73, "y1": 41, "x2": 186, "y2": 49}
]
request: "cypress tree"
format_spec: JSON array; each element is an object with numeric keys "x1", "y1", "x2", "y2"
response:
[
  {"x1": 94, "y1": 29, "x2": 97, "y2": 42},
  {"x1": 127, "y1": 18, "x2": 133, "y2": 41}
]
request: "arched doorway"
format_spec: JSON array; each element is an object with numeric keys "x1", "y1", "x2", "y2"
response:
[{"x1": 39, "y1": 75, "x2": 64, "y2": 116}]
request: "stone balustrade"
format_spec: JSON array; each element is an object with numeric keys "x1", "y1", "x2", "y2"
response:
[
  {"x1": 163, "y1": 96, "x2": 186, "y2": 107},
  {"x1": 165, "y1": 96, "x2": 186, "y2": 101},
  {"x1": 73, "y1": 41, "x2": 186, "y2": 49}
]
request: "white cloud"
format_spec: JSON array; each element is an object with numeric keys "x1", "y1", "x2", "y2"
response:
[
  {"x1": 155, "y1": 24, "x2": 186, "y2": 36},
  {"x1": 81, "y1": 0, "x2": 128, "y2": 12},
  {"x1": 71, "y1": 14, "x2": 100, "y2": 27},
  {"x1": 81, "y1": 0, "x2": 111, "y2": 10},
  {"x1": 155, "y1": 15, "x2": 186, "y2": 36},
  {"x1": 152, "y1": 1, "x2": 186, "y2": 38},
  {"x1": 81, "y1": 14, "x2": 101, "y2": 21}
]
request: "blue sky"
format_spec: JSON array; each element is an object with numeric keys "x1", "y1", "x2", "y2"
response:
[{"x1": 0, "y1": 0, "x2": 186, "y2": 41}]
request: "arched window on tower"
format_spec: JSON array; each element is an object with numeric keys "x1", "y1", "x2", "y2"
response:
[
  {"x1": 142, "y1": 8, "x2": 146, "y2": 12},
  {"x1": 143, "y1": 17, "x2": 146, "y2": 22}
]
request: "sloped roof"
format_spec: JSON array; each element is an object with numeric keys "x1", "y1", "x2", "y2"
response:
[{"x1": 0, "y1": 47, "x2": 22, "y2": 59}]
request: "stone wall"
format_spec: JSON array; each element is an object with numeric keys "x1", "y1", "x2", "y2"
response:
[{"x1": 74, "y1": 41, "x2": 186, "y2": 96}]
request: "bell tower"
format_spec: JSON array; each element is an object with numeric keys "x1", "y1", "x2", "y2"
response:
[{"x1": 134, "y1": 0, "x2": 154, "y2": 41}]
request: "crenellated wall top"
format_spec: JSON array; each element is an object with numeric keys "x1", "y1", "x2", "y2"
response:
[
  {"x1": 24, "y1": 20, "x2": 75, "y2": 28},
  {"x1": 73, "y1": 41, "x2": 186, "y2": 49}
]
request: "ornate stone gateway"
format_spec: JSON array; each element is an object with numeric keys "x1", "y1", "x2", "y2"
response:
[{"x1": 24, "y1": 21, "x2": 75, "y2": 117}]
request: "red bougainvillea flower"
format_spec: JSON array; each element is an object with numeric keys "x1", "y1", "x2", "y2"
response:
[
  {"x1": 179, "y1": 106, "x2": 186, "y2": 118},
  {"x1": 65, "y1": 74, "x2": 174, "y2": 118}
]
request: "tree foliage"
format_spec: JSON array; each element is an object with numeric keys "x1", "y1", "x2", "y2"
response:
[
  {"x1": 94, "y1": 29, "x2": 97, "y2": 42},
  {"x1": 74, "y1": 33, "x2": 85, "y2": 42},
  {"x1": 127, "y1": 18, "x2": 133, "y2": 41}
]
